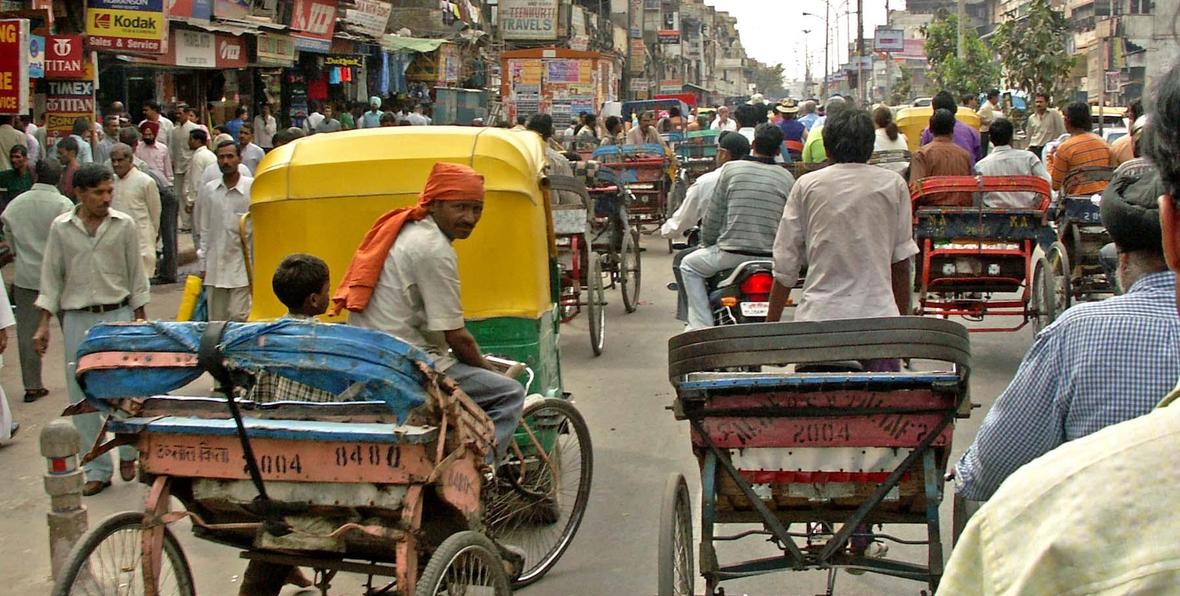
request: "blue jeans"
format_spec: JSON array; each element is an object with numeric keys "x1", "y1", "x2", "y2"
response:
[{"x1": 445, "y1": 363, "x2": 526, "y2": 458}]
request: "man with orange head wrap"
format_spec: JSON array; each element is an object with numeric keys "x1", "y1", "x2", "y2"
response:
[{"x1": 333, "y1": 162, "x2": 525, "y2": 455}]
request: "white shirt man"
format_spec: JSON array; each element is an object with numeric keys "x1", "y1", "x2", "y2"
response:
[
  {"x1": 185, "y1": 143, "x2": 216, "y2": 212},
  {"x1": 710, "y1": 108, "x2": 738, "y2": 133},
  {"x1": 406, "y1": 110, "x2": 431, "y2": 126},
  {"x1": 661, "y1": 168, "x2": 723, "y2": 239},
  {"x1": 240, "y1": 142, "x2": 265, "y2": 175},
  {"x1": 975, "y1": 147, "x2": 1052, "y2": 209},
  {"x1": 253, "y1": 111, "x2": 277, "y2": 149},
  {"x1": 302, "y1": 109, "x2": 325, "y2": 134},
  {"x1": 111, "y1": 149, "x2": 162, "y2": 274},
  {"x1": 197, "y1": 148, "x2": 253, "y2": 322}
]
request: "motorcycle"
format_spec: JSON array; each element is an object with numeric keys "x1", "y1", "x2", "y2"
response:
[{"x1": 669, "y1": 228, "x2": 777, "y2": 326}]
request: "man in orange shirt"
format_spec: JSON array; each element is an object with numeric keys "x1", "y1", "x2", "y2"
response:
[
  {"x1": 1051, "y1": 101, "x2": 1115, "y2": 196},
  {"x1": 910, "y1": 109, "x2": 974, "y2": 206}
]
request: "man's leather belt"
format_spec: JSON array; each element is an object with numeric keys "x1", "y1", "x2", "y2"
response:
[
  {"x1": 74, "y1": 298, "x2": 130, "y2": 314},
  {"x1": 726, "y1": 249, "x2": 773, "y2": 258}
]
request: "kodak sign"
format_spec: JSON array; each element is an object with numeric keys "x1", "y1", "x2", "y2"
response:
[{"x1": 86, "y1": 0, "x2": 165, "y2": 54}]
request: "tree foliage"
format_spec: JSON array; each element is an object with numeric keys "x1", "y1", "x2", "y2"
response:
[
  {"x1": 750, "y1": 61, "x2": 788, "y2": 98},
  {"x1": 890, "y1": 65, "x2": 913, "y2": 105},
  {"x1": 991, "y1": 0, "x2": 1074, "y2": 103},
  {"x1": 921, "y1": 13, "x2": 999, "y2": 96}
]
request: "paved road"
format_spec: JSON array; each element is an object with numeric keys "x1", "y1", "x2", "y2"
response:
[{"x1": 0, "y1": 234, "x2": 1030, "y2": 595}]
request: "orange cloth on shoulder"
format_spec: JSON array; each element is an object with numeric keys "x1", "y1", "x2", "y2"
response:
[{"x1": 330, "y1": 162, "x2": 484, "y2": 315}]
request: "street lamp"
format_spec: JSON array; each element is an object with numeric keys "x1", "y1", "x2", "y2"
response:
[{"x1": 801, "y1": 12, "x2": 828, "y2": 98}]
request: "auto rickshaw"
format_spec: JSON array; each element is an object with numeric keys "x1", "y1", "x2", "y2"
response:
[
  {"x1": 251, "y1": 127, "x2": 563, "y2": 398},
  {"x1": 896, "y1": 106, "x2": 982, "y2": 155}
]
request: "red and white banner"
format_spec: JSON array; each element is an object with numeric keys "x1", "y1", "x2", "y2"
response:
[
  {"x1": 0, "y1": 19, "x2": 29, "y2": 115},
  {"x1": 45, "y1": 35, "x2": 85, "y2": 78},
  {"x1": 291, "y1": 0, "x2": 337, "y2": 41}
]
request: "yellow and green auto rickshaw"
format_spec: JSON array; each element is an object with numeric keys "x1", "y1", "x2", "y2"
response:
[
  {"x1": 249, "y1": 126, "x2": 590, "y2": 587},
  {"x1": 896, "y1": 106, "x2": 982, "y2": 155},
  {"x1": 250, "y1": 126, "x2": 564, "y2": 397}
]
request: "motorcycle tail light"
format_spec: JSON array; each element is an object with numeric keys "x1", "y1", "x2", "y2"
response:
[
  {"x1": 720, "y1": 296, "x2": 738, "y2": 307},
  {"x1": 740, "y1": 273, "x2": 774, "y2": 295}
]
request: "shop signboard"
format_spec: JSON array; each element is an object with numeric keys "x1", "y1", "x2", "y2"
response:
[
  {"x1": 256, "y1": 33, "x2": 296, "y2": 66},
  {"x1": 343, "y1": 0, "x2": 391, "y2": 38},
  {"x1": 324, "y1": 55, "x2": 363, "y2": 67},
  {"x1": 174, "y1": 28, "x2": 215, "y2": 68},
  {"x1": 217, "y1": 34, "x2": 246, "y2": 68},
  {"x1": 291, "y1": 0, "x2": 337, "y2": 47},
  {"x1": 0, "y1": 19, "x2": 29, "y2": 115},
  {"x1": 659, "y1": 79, "x2": 682, "y2": 94},
  {"x1": 28, "y1": 34, "x2": 43, "y2": 79},
  {"x1": 873, "y1": 27, "x2": 904, "y2": 52},
  {"x1": 168, "y1": 0, "x2": 213, "y2": 21},
  {"x1": 499, "y1": 0, "x2": 559, "y2": 41},
  {"x1": 629, "y1": 38, "x2": 645, "y2": 73},
  {"x1": 45, "y1": 80, "x2": 94, "y2": 145},
  {"x1": 45, "y1": 35, "x2": 85, "y2": 78},
  {"x1": 86, "y1": 0, "x2": 166, "y2": 54},
  {"x1": 657, "y1": 29, "x2": 679, "y2": 44}
]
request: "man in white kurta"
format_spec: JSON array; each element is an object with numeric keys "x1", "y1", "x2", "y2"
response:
[
  {"x1": 109, "y1": 144, "x2": 161, "y2": 274},
  {"x1": 197, "y1": 141, "x2": 253, "y2": 321}
]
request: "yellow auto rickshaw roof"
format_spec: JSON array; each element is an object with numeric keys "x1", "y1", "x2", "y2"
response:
[
  {"x1": 1092, "y1": 105, "x2": 1126, "y2": 117},
  {"x1": 895, "y1": 105, "x2": 981, "y2": 129},
  {"x1": 252, "y1": 127, "x2": 547, "y2": 205}
]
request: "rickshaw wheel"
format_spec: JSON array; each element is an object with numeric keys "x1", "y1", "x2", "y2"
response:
[
  {"x1": 588, "y1": 253, "x2": 606, "y2": 356},
  {"x1": 658, "y1": 473, "x2": 695, "y2": 596},
  {"x1": 620, "y1": 229, "x2": 642, "y2": 313},
  {"x1": 485, "y1": 398, "x2": 593, "y2": 588},
  {"x1": 53, "y1": 511, "x2": 195, "y2": 596},
  {"x1": 1030, "y1": 255, "x2": 1057, "y2": 334},
  {"x1": 415, "y1": 531, "x2": 511, "y2": 596},
  {"x1": 1046, "y1": 241, "x2": 1072, "y2": 313}
]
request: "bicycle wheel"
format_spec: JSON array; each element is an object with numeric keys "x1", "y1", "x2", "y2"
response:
[
  {"x1": 415, "y1": 531, "x2": 511, "y2": 596},
  {"x1": 1046, "y1": 240, "x2": 1072, "y2": 313},
  {"x1": 485, "y1": 398, "x2": 593, "y2": 588},
  {"x1": 658, "y1": 473, "x2": 694, "y2": 596},
  {"x1": 620, "y1": 228, "x2": 642, "y2": 313},
  {"x1": 587, "y1": 253, "x2": 606, "y2": 356},
  {"x1": 53, "y1": 511, "x2": 195, "y2": 596},
  {"x1": 1030, "y1": 255, "x2": 1057, "y2": 334}
]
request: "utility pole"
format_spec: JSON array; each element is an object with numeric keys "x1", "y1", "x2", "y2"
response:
[
  {"x1": 957, "y1": 0, "x2": 966, "y2": 58},
  {"x1": 803, "y1": 29, "x2": 812, "y2": 97},
  {"x1": 857, "y1": 0, "x2": 864, "y2": 104},
  {"x1": 823, "y1": 1, "x2": 831, "y2": 99}
]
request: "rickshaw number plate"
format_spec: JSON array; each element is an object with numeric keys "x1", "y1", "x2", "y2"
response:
[
  {"x1": 142, "y1": 434, "x2": 433, "y2": 483},
  {"x1": 739, "y1": 302, "x2": 769, "y2": 317}
]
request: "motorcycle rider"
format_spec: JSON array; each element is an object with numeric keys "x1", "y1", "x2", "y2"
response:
[
  {"x1": 680, "y1": 124, "x2": 794, "y2": 330},
  {"x1": 661, "y1": 131, "x2": 751, "y2": 322}
]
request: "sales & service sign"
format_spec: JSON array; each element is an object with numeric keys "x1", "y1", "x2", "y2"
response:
[{"x1": 87, "y1": 0, "x2": 166, "y2": 54}]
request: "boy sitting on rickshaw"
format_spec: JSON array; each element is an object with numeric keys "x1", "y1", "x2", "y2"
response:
[{"x1": 331, "y1": 162, "x2": 526, "y2": 455}]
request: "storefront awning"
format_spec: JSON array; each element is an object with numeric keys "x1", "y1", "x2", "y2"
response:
[{"x1": 380, "y1": 35, "x2": 449, "y2": 54}]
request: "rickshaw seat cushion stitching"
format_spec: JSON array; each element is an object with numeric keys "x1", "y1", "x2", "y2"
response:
[
  {"x1": 679, "y1": 372, "x2": 962, "y2": 392},
  {"x1": 106, "y1": 416, "x2": 438, "y2": 444}
]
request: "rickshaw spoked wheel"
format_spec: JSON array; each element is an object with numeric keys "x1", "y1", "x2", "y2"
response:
[
  {"x1": 620, "y1": 228, "x2": 642, "y2": 313},
  {"x1": 414, "y1": 531, "x2": 511, "y2": 596},
  {"x1": 1030, "y1": 255, "x2": 1057, "y2": 334},
  {"x1": 1046, "y1": 241, "x2": 1072, "y2": 313},
  {"x1": 52, "y1": 511, "x2": 196, "y2": 596},
  {"x1": 657, "y1": 473, "x2": 694, "y2": 596},
  {"x1": 588, "y1": 253, "x2": 606, "y2": 356},
  {"x1": 485, "y1": 398, "x2": 593, "y2": 588}
]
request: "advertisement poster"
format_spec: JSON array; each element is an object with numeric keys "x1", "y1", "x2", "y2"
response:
[
  {"x1": 167, "y1": 0, "x2": 213, "y2": 20},
  {"x1": 343, "y1": 0, "x2": 391, "y2": 38},
  {"x1": 45, "y1": 35, "x2": 85, "y2": 78},
  {"x1": 498, "y1": 0, "x2": 559, "y2": 41},
  {"x1": 46, "y1": 80, "x2": 94, "y2": 146},
  {"x1": 0, "y1": 19, "x2": 29, "y2": 115},
  {"x1": 28, "y1": 34, "x2": 43, "y2": 79},
  {"x1": 546, "y1": 60, "x2": 580, "y2": 84},
  {"x1": 87, "y1": 0, "x2": 166, "y2": 53}
]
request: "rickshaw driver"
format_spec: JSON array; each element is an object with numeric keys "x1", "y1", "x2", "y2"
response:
[{"x1": 331, "y1": 162, "x2": 526, "y2": 456}]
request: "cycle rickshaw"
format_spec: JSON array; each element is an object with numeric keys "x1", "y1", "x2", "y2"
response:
[
  {"x1": 592, "y1": 143, "x2": 674, "y2": 234},
  {"x1": 663, "y1": 317, "x2": 972, "y2": 595},
  {"x1": 54, "y1": 127, "x2": 594, "y2": 595},
  {"x1": 911, "y1": 176, "x2": 1059, "y2": 333},
  {"x1": 1044, "y1": 166, "x2": 1118, "y2": 309}
]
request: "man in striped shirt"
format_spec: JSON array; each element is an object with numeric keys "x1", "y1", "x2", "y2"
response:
[
  {"x1": 1050, "y1": 101, "x2": 1116, "y2": 196},
  {"x1": 681, "y1": 123, "x2": 794, "y2": 330}
]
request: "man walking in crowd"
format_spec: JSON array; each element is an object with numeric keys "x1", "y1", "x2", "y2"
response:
[
  {"x1": 56, "y1": 137, "x2": 81, "y2": 202},
  {"x1": 911, "y1": 109, "x2": 974, "y2": 206},
  {"x1": 226, "y1": 106, "x2": 248, "y2": 142},
  {"x1": 134, "y1": 121, "x2": 173, "y2": 187},
  {"x1": 253, "y1": 104, "x2": 276, "y2": 150},
  {"x1": 184, "y1": 129, "x2": 216, "y2": 232},
  {"x1": 197, "y1": 141, "x2": 253, "y2": 322},
  {"x1": 316, "y1": 105, "x2": 342, "y2": 133},
  {"x1": 94, "y1": 115, "x2": 119, "y2": 165},
  {"x1": 172, "y1": 105, "x2": 200, "y2": 231},
  {"x1": 0, "y1": 146, "x2": 34, "y2": 209},
  {"x1": 17, "y1": 116, "x2": 38, "y2": 168},
  {"x1": 710, "y1": 105, "x2": 738, "y2": 132},
  {"x1": 140, "y1": 100, "x2": 174, "y2": 144},
  {"x1": 797, "y1": 100, "x2": 820, "y2": 133},
  {"x1": 974, "y1": 118, "x2": 1052, "y2": 208},
  {"x1": 977, "y1": 89, "x2": 1000, "y2": 157},
  {"x1": 69, "y1": 118, "x2": 94, "y2": 164},
  {"x1": 32, "y1": 164, "x2": 150, "y2": 496},
  {"x1": 1, "y1": 160, "x2": 71, "y2": 403},
  {"x1": 119, "y1": 126, "x2": 179, "y2": 285},
  {"x1": 681, "y1": 124, "x2": 794, "y2": 330},
  {"x1": 1051, "y1": 101, "x2": 1116, "y2": 197},
  {"x1": 359, "y1": 97, "x2": 384, "y2": 129},
  {"x1": 0, "y1": 116, "x2": 27, "y2": 171},
  {"x1": 920, "y1": 91, "x2": 982, "y2": 164},
  {"x1": 1026, "y1": 91, "x2": 1066, "y2": 160},
  {"x1": 110, "y1": 144, "x2": 161, "y2": 275},
  {"x1": 407, "y1": 104, "x2": 431, "y2": 126},
  {"x1": 239, "y1": 124, "x2": 265, "y2": 174},
  {"x1": 940, "y1": 60, "x2": 1180, "y2": 592}
]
